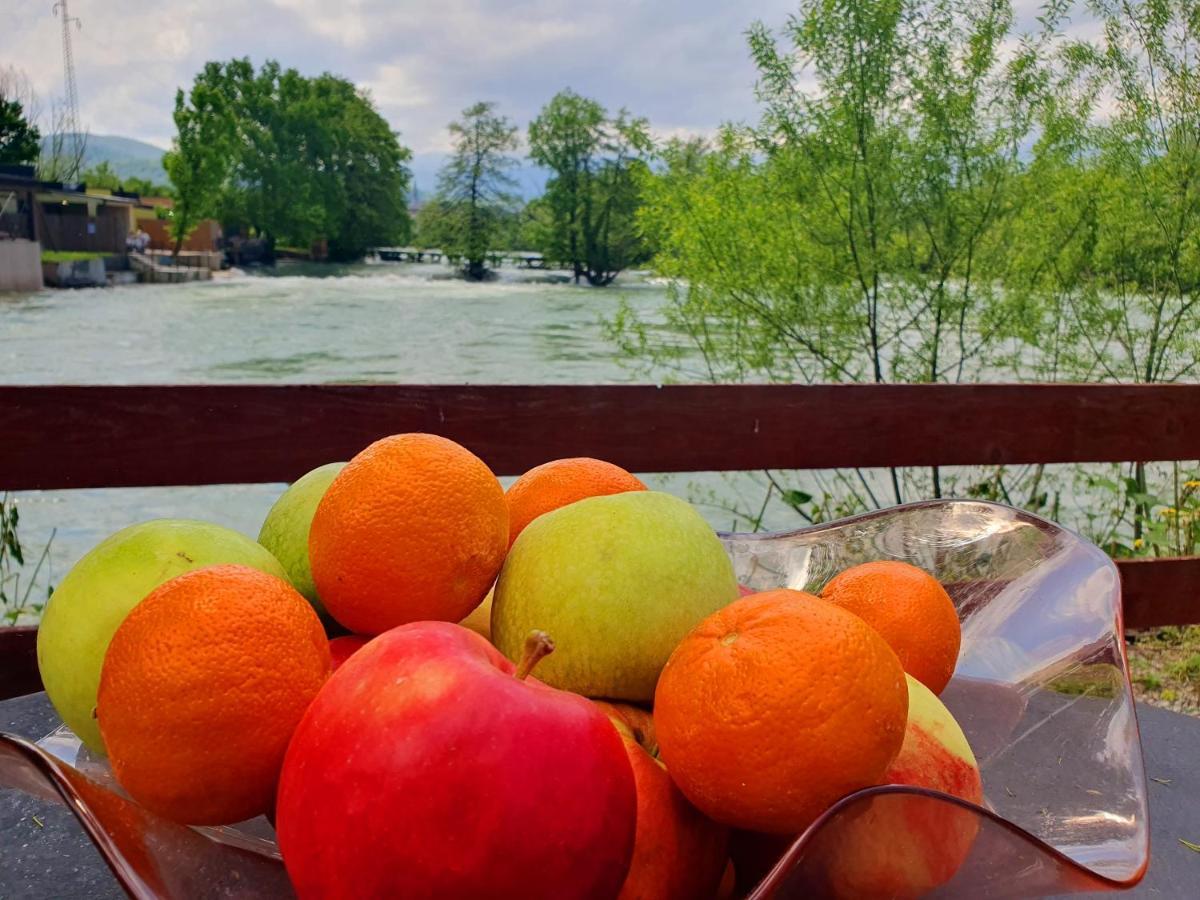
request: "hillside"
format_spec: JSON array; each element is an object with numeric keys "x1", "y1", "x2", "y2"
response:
[
  {"x1": 42, "y1": 134, "x2": 168, "y2": 183},
  {"x1": 37, "y1": 137, "x2": 551, "y2": 200}
]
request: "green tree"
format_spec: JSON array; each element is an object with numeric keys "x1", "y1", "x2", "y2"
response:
[
  {"x1": 615, "y1": 0, "x2": 1038, "y2": 509},
  {"x1": 528, "y1": 90, "x2": 652, "y2": 285},
  {"x1": 80, "y1": 160, "x2": 121, "y2": 190},
  {"x1": 1012, "y1": 0, "x2": 1200, "y2": 546},
  {"x1": 167, "y1": 59, "x2": 411, "y2": 261},
  {"x1": 164, "y1": 66, "x2": 234, "y2": 258},
  {"x1": 433, "y1": 101, "x2": 519, "y2": 280},
  {"x1": 120, "y1": 176, "x2": 172, "y2": 197},
  {"x1": 0, "y1": 97, "x2": 40, "y2": 166},
  {"x1": 80, "y1": 161, "x2": 171, "y2": 196}
]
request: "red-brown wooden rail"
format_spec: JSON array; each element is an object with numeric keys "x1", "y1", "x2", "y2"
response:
[
  {"x1": 2, "y1": 383, "x2": 1199, "y2": 488},
  {"x1": 1, "y1": 383, "x2": 1198, "y2": 699}
]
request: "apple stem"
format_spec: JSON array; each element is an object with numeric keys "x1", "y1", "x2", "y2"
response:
[{"x1": 515, "y1": 630, "x2": 555, "y2": 680}]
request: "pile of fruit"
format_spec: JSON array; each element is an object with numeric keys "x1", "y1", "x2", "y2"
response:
[{"x1": 36, "y1": 433, "x2": 983, "y2": 899}]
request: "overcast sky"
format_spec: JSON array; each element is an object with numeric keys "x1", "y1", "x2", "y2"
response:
[{"x1": 3, "y1": 1, "x2": 1076, "y2": 154}]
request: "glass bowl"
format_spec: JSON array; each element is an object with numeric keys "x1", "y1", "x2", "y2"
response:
[{"x1": 0, "y1": 500, "x2": 1149, "y2": 898}]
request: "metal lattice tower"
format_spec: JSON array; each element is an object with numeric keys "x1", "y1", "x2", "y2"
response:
[{"x1": 52, "y1": 1, "x2": 83, "y2": 179}]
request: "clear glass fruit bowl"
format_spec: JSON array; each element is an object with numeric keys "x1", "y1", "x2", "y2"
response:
[{"x1": 0, "y1": 500, "x2": 1148, "y2": 898}]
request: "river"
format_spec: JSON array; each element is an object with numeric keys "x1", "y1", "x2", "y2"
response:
[{"x1": 3, "y1": 262, "x2": 774, "y2": 616}]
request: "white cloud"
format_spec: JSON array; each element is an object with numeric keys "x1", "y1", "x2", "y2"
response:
[{"x1": 1, "y1": 1, "x2": 1101, "y2": 156}]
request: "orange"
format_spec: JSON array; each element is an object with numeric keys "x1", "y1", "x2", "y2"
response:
[
  {"x1": 505, "y1": 457, "x2": 646, "y2": 547},
  {"x1": 820, "y1": 560, "x2": 961, "y2": 695},
  {"x1": 653, "y1": 589, "x2": 908, "y2": 834},
  {"x1": 96, "y1": 564, "x2": 330, "y2": 825},
  {"x1": 309, "y1": 433, "x2": 508, "y2": 634}
]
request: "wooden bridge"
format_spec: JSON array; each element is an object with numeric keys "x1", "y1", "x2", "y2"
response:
[{"x1": 371, "y1": 248, "x2": 556, "y2": 269}]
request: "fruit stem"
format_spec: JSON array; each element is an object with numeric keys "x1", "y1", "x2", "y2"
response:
[{"x1": 515, "y1": 630, "x2": 555, "y2": 680}]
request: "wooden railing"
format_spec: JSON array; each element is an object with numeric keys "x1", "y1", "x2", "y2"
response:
[{"x1": 2, "y1": 383, "x2": 1198, "y2": 640}]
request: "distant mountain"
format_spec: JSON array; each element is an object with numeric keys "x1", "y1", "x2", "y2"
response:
[
  {"x1": 408, "y1": 153, "x2": 547, "y2": 203},
  {"x1": 36, "y1": 137, "x2": 551, "y2": 199},
  {"x1": 42, "y1": 134, "x2": 168, "y2": 184}
]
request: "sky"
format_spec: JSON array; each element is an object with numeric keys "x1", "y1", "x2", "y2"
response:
[{"x1": 1, "y1": 1, "x2": 1081, "y2": 156}]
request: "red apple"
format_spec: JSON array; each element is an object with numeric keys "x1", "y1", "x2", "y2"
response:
[
  {"x1": 730, "y1": 676, "x2": 982, "y2": 898},
  {"x1": 594, "y1": 701, "x2": 728, "y2": 900},
  {"x1": 327, "y1": 634, "x2": 369, "y2": 671},
  {"x1": 276, "y1": 623, "x2": 638, "y2": 900},
  {"x1": 593, "y1": 700, "x2": 657, "y2": 754},
  {"x1": 826, "y1": 673, "x2": 983, "y2": 897}
]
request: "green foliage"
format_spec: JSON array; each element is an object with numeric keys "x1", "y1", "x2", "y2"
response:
[
  {"x1": 80, "y1": 160, "x2": 121, "y2": 190},
  {"x1": 1011, "y1": 0, "x2": 1200, "y2": 386},
  {"x1": 628, "y1": 0, "x2": 1034, "y2": 391},
  {"x1": 614, "y1": 0, "x2": 1200, "y2": 543},
  {"x1": 431, "y1": 101, "x2": 520, "y2": 279},
  {"x1": 0, "y1": 96, "x2": 40, "y2": 165},
  {"x1": 0, "y1": 495, "x2": 53, "y2": 626},
  {"x1": 528, "y1": 90, "x2": 653, "y2": 285},
  {"x1": 166, "y1": 59, "x2": 412, "y2": 261},
  {"x1": 80, "y1": 161, "x2": 171, "y2": 198},
  {"x1": 164, "y1": 65, "x2": 235, "y2": 257}
]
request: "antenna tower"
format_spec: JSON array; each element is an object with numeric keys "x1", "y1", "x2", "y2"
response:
[{"x1": 52, "y1": 1, "x2": 83, "y2": 179}]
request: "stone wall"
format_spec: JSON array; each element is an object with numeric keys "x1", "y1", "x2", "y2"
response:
[
  {"x1": 42, "y1": 257, "x2": 106, "y2": 288},
  {"x1": 0, "y1": 239, "x2": 44, "y2": 292}
]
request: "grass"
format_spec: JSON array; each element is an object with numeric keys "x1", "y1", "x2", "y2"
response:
[
  {"x1": 41, "y1": 250, "x2": 107, "y2": 263},
  {"x1": 1046, "y1": 663, "x2": 1121, "y2": 699},
  {"x1": 1127, "y1": 626, "x2": 1200, "y2": 715}
]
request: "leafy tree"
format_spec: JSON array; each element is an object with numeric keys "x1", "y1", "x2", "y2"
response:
[
  {"x1": 1012, "y1": 0, "x2": 1200, "y2": 543},
  {"x1": 80, "y1": 161, "x2": 172, "y2": 197},
  {"x1": 120, "y1": 176, "x2": 172, "y2": 197},
  {"x1": 164, "y1": 66, "x2": 234, "y2": 258},
  {"x1": 617, "y1": 0, "x2": 1037, "y2": 505},
  {"x1": 0, "y1": 97, "x2": 40, "y2": 166},
  {"x1": 528, "y1": 90, "x2": 652, "y2": 285},
  {"x1": 1019, "y1": 0, "x2": 1200, "y2": 386},
  {"x1": 167, "y1": 59, "x2": 411, "y2": 261},
  {"x1": 80, "y1": 160, "x2": 120, "y2": 189},
  {"x1": 429, "y1": 102, "x2": 520, "y2": 279}
]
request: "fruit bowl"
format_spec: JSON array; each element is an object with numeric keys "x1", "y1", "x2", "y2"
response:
[{"x1": 0, "y1": 500, "x2": 1149, "y2": 898}]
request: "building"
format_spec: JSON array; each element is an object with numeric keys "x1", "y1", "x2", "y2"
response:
[
  {"x1": 0, "y1": 165, "x2": 208, "y2": 291},
  {"x1": 0, "y1": 166, "x2": 45, "y2": 291},
  {"x1": 40, "y1": 184, "x2": 137, "y2": 256}
]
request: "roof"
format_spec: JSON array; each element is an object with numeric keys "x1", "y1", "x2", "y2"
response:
[{"x1": 35, "y1": 188, "x2": 138, "y2": 206}]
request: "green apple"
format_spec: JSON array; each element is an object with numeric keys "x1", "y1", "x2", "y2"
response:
[
  {"x1": 37, "y1": 519, "x2": 288, "y2": 753},
  {"x1": 491, "y1": 491, "x2": 738, "y2": 701},
  {"x1": 257, "y1": 462, "x2": 345, "y2": 614}
]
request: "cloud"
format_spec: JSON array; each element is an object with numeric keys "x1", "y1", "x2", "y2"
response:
[
  {"x1": 1, "y1": 0, "x2": 807, "y2": 153},
  {"x1": 1, "y1": 1, "x2": 1094, "y2": 155}
]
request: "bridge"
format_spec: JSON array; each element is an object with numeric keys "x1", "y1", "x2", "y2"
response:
[{"x1": 370, "y1": 247, "x2": 559, "y2": 270}]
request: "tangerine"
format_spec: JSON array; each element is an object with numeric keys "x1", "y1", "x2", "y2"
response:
[
  {"x1": 820, "y1": 560, "x2": 961, "y2": 694},
  {"x1": 96, "y1": 564, "x2": 330, "y2": 825},
  {"x1": 653, "y1": 589, "x2": 908, "y2": 834},
  {"x1": 505, "y1": 457, "x2": 646, "y2": 547},
  {"x1": 309, "y1": 433, "x2": 508, "y2": 634}
]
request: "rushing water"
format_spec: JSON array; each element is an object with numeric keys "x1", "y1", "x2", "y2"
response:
[
  {"x1": 3, "y1": 262, "x2": 771, "y2": 615},
  {"x1": 1, "y1": 261, "x2": 677, "y2": 385}
]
